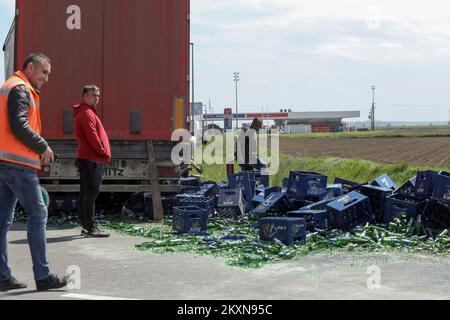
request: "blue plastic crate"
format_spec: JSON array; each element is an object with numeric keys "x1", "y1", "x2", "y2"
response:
[
  {"x1": 259, "y1": 217, "x2": 307, "y2": 246},
  {"x1": 287, "y1": 196, "x2": 314, "y2": 210},
  {"x1": 360, "y1": 185, "x2": 393, "y2": 223},
  {"x1": 383, "y1": 194, "x2": 427, "y2": 223},
  {"x1": 326, "y1": 192, "x2": 372, "y2": 232},
  {"x1": 432, "y1": 171, "x2": 450, "y2": 205},
  {"x1": 179, "y1": 196, "x2": 216, "y2": 217},
  {"x1": 287, "y1": 209, "x2": 331, "y2": 231},
  {"x1": 371, "y1": 174, "x2": 398, "y2": 191},
  {"x1": 287, "y1": 171, "x2": 327, "y2": 197},
  {"x1": 252, "y1": 192, "x2": 266, "y2": 208},
  {"x1": 199, "y1": 182, "x2": 220, "y2": 198},
  {"x1": 414, "y1": 170, "x2": 440, "y2": 198},
  {"x1": 252, "y1": 192, "x2": 292, "y2": 218},
  {"x1": 217, "y1": 188, "x2": 245, "y2": 218},
  {"x1": 172, "y1": 206, "x2": 208, "y2": 235},
  {"x1": 228, "y1": 172, "x2": 257, "y2": 212},
  {"x1": 180, "y1": 185, "x2": 202, "y2": 194},
  {"x1": 422, "y1": 199, "x2": 450, "y2": 231},
  {"x1": 301, "y1": 198, "x2": 337, "y2": 211}
]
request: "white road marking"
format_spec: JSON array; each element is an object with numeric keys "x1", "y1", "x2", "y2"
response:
[{"x1": 62, "y1": 293, "x2": 141, "y2": 300}]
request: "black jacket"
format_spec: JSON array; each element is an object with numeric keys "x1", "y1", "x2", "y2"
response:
[{"x1": 0, "y1": 85, "x2": 48, "y2": 171}]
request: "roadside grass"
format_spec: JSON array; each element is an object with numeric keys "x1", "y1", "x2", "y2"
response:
[{"x1": 199, "y1": 153, "x2": 449, "y2": 187}]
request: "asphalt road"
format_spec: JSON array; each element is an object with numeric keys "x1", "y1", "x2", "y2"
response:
[{"x1": 1, "y1": 224, "x2": 449, "y2": 300}]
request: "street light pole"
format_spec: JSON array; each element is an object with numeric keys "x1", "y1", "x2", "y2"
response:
[
  {"x1": 371, "y1": 85, "x2": 376, "y2": 131},
  {"x1": 234, "y1": 72, "x2": 240, "y2": 130},
  {"x1": 190, "y1": 42, "x2": 195, "y2": 133}
]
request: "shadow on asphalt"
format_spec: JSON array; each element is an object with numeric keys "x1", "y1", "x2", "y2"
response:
[
  {"x1": 11, "y1": 224, "x2": 78, "y2": 232},
  {"x1": 9, "y1": 235, "x2": 85, "y2": 245},
  {"x1": 0, "y1": 289, "x2": 67, "y2": 298}
]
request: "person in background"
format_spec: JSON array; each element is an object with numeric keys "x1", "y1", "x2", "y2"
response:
[
  {"x1": 0, "y1": 53, "x2": 68, "y2": 291},
  {"x1": 73, "y1": 85, "x2": 111, "y2": 238}
]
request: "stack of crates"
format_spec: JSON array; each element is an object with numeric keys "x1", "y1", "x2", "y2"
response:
[
  {"x1": 217, "y1": 188, "x2": 245, "y2": 218},
  {"x1": 360, "y1": 185, "x2": 393, "y2": 223},
  {"x1": 383, "y1": 193, "x2": 427, "y2": 223},
  {"x1": 287, "y1": 209, "x2": 330, "y2": 231},
  {"x1": 326, "y1": 192, "x2": 372, "y2": 232},
  {"x1": 259, "y1": 217, "x2": 307, "y2": 245},
  {"x1": 178, "y1": 195, "x2": 216, "y2": 217},
  {"x1": 287, "y1": 171, "x2": 327, "y2": 199},
  {"x1": 172, "y1": 206, "x2": 208, "y2": 235},
  {"x1": 252, "y1": 193, "x2": 292, "y2": 218}
]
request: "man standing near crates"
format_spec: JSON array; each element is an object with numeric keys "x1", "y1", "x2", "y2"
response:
[
  {"x1": 73, "y1": 85, "x2": 111, "y2": 238},
  {"x1": 0, "y1": 53, "x2": 68, "y2": 291}
]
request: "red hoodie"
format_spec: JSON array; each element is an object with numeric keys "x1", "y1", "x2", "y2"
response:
[{"x1": 73, "y1": 103, "x2": 111, "y2": 164}]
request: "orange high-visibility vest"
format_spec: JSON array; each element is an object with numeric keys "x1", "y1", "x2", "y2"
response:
[{"x1": 0, "y1": 71, "x2": 42, "y2": 170}]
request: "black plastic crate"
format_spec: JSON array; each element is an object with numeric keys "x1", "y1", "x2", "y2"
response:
[
  {"x1": 287, "y1": 171, "x2": 328, "y2": 198},
  {"x1": 396, "y1": 176, "x2": 417, "y2": 197},
  {"x1": 422, "y1": 199, "x2": 450, "y2": 231},
  {"x1": 259, "y1": 217, "x2": 307, "y2": 246},
  {"x1": 179, "y1": 196, "x2": 216, "y2": 217},
  {"x1": 334, "y1": 177, "x2": 365, "y2": 194},
  {"x1": 432, "y1": 171, "x2": 450, "y2": 205},
  {"x1": 173, "y1": 206, "x2": 208, "y2": 235},
  {"x1": 287, "y1": 209, "x2": 331, "y2": 231},
  {"x1": 252, "y1": 193, "x2": 293, "y2": 218},
  {"x1": 217, "y1": 188, "x2": 245, "y2": 218},
  {"x1": 414, "y1": 170, "x2": 440, "y2": 198},
  {"x1": 326, "y1": 192, "x2": 372, "y2": 232},
  {"x1": 384, "y1": 193, "x2": 427, "y2": 223},
  {"x1": 360, "y1": 185, "x2": 393, "y2": 223}
]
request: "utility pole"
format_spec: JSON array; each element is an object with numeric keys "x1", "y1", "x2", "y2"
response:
[
  {"x1": 190, "y1": 42, "x2": 195, "y2": 133},
  {"x1": 234, "y1": 72, "x2": 240, "y2": 130},
  {"x1": 371, "y1": 85, "x2": 376, "y2": 131}
]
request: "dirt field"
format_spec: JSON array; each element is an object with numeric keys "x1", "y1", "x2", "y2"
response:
[{"x1": 280, "y1": 137, "x2": 450, "y2": 168}]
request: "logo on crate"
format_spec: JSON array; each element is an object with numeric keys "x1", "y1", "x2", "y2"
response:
[
  {"x1": 393, "y1": 204, "x2": 407, "y2": 217},
  {"x1": 444, "y1": 190, "x2": 450, "y2": 202},
  {"x1": 261, "y1": 223, "x2": 286, "y2": 239},
  {"x1": 338, "y1": 195, "x2": 350, "y2": 205},
  {"x1": 291, "y1": 224, "x2": 302, "y2": 235},
  {"x1": 189, "y1": 220, "x2": 202, "y2": 235}
]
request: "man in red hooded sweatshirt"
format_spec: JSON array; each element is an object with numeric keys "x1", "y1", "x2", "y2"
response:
[{"x1": 73, "y1": 85, "x2": 111, "y2": 238}]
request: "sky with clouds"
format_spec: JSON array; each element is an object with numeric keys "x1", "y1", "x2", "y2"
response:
[{"x1": 1, "y1": 0, "x2": 450, "y2": 121}]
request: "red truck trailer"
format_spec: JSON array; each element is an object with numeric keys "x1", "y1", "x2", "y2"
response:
[{"x1": 3, "y1": 0, "x2": 190, "y2": 196}]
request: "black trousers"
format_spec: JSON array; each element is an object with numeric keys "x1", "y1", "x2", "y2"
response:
[{"x1": 78, "y1": 159, "x2": 104, "y2": 231}]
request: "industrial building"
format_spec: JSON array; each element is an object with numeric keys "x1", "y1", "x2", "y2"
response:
[{"x1": 203, "y1": 111, "x2": 361, "y2": 133}]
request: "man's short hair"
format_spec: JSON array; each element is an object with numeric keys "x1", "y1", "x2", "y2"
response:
[
  {"x1": 22, "y1": 53, "x2": 51, "y2": 71},
  {"x1": 82, "y1": 84, "x2": 100, "y2": 96}
]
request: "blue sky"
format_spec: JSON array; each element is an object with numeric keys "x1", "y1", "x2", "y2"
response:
[{"x1": 1, "y1": 0, "x2": 450, "y2": 121}]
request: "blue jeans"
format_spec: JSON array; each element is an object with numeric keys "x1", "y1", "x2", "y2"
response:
[{"x1": 0, "y1": 165, "x2": 51, "y2": 281}]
